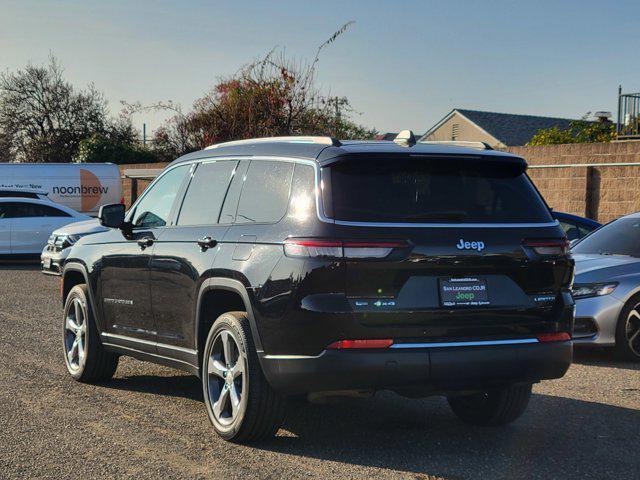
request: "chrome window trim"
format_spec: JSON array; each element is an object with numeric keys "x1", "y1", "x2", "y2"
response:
[
  {"x1": 139, "y1": 154, "x2": 560, "y2": 229},
  {"x1": 390, "y1": 338, "x2": 539, "y2": 349},
  {"x1": 329, "y1": 219, "x2": 560, "y2": 228}
]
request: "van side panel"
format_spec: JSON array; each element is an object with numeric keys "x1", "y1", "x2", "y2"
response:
[{"x1": 0, "y1": 163, "x2": 122, "y2": 215}]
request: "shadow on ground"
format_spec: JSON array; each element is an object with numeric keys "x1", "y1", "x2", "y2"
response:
[
  {"x1": 104, "y1": 349, "x2": 638, "y2": 479},
  {"x1": 105, "y1": 374, "x2": 203, "y2": 402},
  {"x1": 573, "y1": 347, "x2": 640, "y2": 372},
  {"x1": 0, "y1": 262, "x2": 40, "y2": 271}
]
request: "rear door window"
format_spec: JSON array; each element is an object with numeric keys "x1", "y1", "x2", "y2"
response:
[
  {"x1": 235, "y1": 160, "x2": 294, "y2": 223},
  {"x1": 0, "y1": 203, "x2": 16, "y2": 218},
  {"x1": 327, "y1": 158, "x2": 553, "y2": 224},
  {"x1": 8, "y1": 202, "x2": 71, "y2": 218},
  {"x1": 177, "y1": 161, "x2": 238, "y2": 226}
]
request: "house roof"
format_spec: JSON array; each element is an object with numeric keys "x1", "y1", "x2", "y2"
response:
[
  {"x1": 423, "y1": 109, "x2": 577, "y2": 146},
  {"x1": 376, "y1": 132, "x2": 424, "y2": 141},
  {"x1": 168, "y1": 136, "x2": 525, "y2": 169}
]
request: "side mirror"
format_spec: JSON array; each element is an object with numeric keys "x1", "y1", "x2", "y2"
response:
[{"x1": 99, "y1": 203, "x2": 126, "y2": 229}]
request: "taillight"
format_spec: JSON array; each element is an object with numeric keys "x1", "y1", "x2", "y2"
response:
[
  {"x1": 327, "y1": 339, "x2": 394, "y2": 349},
  {"x1": 537, "y1": 332, "x2": 571, "y2": 342},
  {"x1": 284, "y1": 239, "x2": 408, "y2": 259},
  {"x1": 523, "y1": 238, "x2": 569, "y2": 256}
]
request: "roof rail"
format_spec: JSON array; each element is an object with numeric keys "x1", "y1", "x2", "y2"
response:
[
  {"x1": 393, "y1": 130, "x2": 416, "y2": 147},
  {"x1": 418, "y1": 140, "x2": 493, "y2": 150},
  {"x1": 204, "y1": 136, "x2": 342, "y2": 150}
]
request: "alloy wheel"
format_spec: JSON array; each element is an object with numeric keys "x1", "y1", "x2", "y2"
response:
[
  {"x1": 625, "y1": 306, "x2": 640, "y2": 357},
  {"x1": 64, "y1": 297, "x2": 87, "y2": 371},
  {"x1": 206, "y1": 330, "x2": 247, "y2": 426}
]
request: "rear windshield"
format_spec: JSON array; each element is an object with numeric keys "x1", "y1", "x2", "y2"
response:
[
  {"x1": 327, "y1": 158, "x2": 553, "y2": 224},
  {"x1": 571, "y1": 217, "x2": 640, "y2": 257}
]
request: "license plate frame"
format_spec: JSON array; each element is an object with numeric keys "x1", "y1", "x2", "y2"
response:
[{"x1": 439, "y1": 277, "x2": 490, "y2": 307}]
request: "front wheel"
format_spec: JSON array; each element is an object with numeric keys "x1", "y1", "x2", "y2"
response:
[
  {"x1": 202, "y1": 311, "x2": 286, "y2": 442},
  {"x1": 447, "y1": 384, "x2": 532, "y2": 426},
  {"x1": 615, "y1": 294, "x2": 640, "y2": 361},
  {"x1": 62, "y1": 284, "x2": 119, "y2": 382}
]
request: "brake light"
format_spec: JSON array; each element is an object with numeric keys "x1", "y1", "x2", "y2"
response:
[
  {"x1": 284, "y1": 239, "x2": 408, "y2": 259},
  {"x1": 523, "y1": 238, "x2": 569, "y2": 256},
  {"x1": 537, "y1": 332, "x2": 571, "y2": 342},
  {"x1": 327, "y1": 339, "x2": 394, "y2": 349}
]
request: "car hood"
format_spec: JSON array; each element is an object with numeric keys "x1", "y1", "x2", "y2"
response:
[
  {"x1": 573, "y1": 253, "x2": 640, "y2": 283},
  {"x1": 53, "y1": 218, "x2": 107, "y2": 236}
]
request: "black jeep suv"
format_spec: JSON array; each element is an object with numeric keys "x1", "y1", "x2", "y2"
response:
[{"x1": 60, "y1": 134, "x2": 574, "y2": 442}]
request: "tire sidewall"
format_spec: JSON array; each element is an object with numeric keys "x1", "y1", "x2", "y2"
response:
[
  {"x1": 62, "y1": 285, "x2": 90, "y2": 380},
  {"x1": 202, "y1": 313, "x2": 250, "y2": 440},
  {"x1": 615, "y1": 293, "x2": 640, "y2": 361}
]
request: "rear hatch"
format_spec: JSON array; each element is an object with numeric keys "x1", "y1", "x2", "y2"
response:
[{"x1": 323, "y1": 153, "x2": 574, "y2": 341}]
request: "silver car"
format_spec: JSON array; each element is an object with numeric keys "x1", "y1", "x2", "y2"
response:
[
  {"x1": 571, "y1": 212, "x2": 640, "y2": 361},
  {"x1": 41, "y1": 218, "x2": 107, "y2": 275}
]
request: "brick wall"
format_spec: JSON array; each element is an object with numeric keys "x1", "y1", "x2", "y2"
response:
[
  {"x1": 119, "y1": 162, "x2": 168, "y2": 207},
  {"x1": 118, "y1": 142, "x2": 640, "y2": 223},
  {"x1": 507, "y1": 142, "x2": 640, "y2": 223}
]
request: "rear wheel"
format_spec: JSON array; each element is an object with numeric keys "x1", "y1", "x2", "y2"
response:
[
  {"x1": 62, "y1": 284, "x2": 119, "y2": 382},
  {"x1": 447, "y1": 383, "x2": 532, "y2": 426},
  {"x1": 615, "y1": 295, "x2": 640, "y2": 361},
  {"x1": 202, "y1": 311, "x2": 286, "y2": 442}
]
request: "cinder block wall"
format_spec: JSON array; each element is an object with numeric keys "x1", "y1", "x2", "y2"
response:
[
  {"x1": 507, "y1": 142, "x2": 640, "y2": 223},
  {"x1": 119, "y1": 142, "x2": 640, "y2": 223}
]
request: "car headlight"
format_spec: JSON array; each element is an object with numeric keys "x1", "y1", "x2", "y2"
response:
[
  {"x1": 571, "y1": 282, "x2": 618, "y2": 300},
  {"x1": 54, "y1": 234, "x2": 84, "y2": 250}
]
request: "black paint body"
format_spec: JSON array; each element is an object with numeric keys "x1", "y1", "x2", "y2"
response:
[{"x1": 62, "y1": 140, "x2": 574, "y2": 395}]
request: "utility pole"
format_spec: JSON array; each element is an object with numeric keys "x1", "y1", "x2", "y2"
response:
[{"x1": 143, "y1": 123, "x2": 147, "y2": 146}]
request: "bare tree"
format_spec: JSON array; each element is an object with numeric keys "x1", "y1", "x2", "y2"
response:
[
  {"x1": 0, "y1": 56, "x2": 108, "y2": 162},
  {"x1": 128, "y1": 22, "x2": 376, "y2": 158}
]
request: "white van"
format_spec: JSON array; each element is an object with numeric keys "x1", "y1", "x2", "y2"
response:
[{"x1": 0, "y1": 163, "x2": 122, "y2": 215}]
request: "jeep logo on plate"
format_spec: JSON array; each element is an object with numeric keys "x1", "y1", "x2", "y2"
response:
[{"x1": 456, "y1": 239, "x2": 485, "y2": 252}]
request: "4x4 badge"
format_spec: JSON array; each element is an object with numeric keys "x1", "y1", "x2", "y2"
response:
[{"x1": 456, "y1": 239, "x2": 485, "y2": 252}]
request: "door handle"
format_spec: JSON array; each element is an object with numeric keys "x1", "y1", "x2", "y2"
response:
[
  {"x1": 137, "y1": 237, "x2": 154, "y2": 249},
  {"x1": 197, "y1": 236, "x2": 217, "y2": 251}
]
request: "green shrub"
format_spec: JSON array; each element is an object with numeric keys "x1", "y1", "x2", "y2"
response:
[{"x1": 75, "y1": 134, "x2": 158, "y2": 164}]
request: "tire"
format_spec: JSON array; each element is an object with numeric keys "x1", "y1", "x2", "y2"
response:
[
  {"x1": 62, "y1": 284, "x2": 119, "y2": 382},
  {"x1": 615, "y1": 294, "x2": 640, "y2": 362},
  {"x1": 447, "y1": 384, "x2": 532, "y2": 426},
  {"x1": 202, "y1": 311, "x2": 286, "y2": 442}
]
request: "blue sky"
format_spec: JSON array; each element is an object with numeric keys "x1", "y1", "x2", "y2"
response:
[{"x1": 1, "y1": 0, "x2": 639, "y2": 135}]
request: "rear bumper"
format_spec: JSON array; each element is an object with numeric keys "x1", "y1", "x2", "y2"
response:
[{"x1": 259, "y1": 340, "x2": 572, "y2": 395}]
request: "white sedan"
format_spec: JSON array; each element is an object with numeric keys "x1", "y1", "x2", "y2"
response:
[{"x1": 0, "y1": 198, "x2": 90, "y2": 256}]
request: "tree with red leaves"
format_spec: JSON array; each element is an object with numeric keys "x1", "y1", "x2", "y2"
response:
[{"x1": 147, "y1": 23, "x2": 377, "y2": 160}]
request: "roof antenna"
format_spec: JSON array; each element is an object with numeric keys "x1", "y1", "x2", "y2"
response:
[{"x1": 393, "y1": 130, "x2": 416, "y2": 147}]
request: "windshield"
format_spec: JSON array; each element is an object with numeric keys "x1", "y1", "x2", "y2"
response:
[
  {"x1": 327, "y1": 158, "x2": 553, "y2": 223},
  {"x1": 571, "y1": 217, "x2": 640, "y2": 257}
]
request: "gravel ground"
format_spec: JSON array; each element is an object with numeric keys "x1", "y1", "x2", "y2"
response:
[{"x1": 0, "y1": 264, "x2": 638, "y2": 480}]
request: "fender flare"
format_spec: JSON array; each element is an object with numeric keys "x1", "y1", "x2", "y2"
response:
[
  {"x1": 62, "y1": 261, "x2": 104, "y2": 333},
  {"x1": 195, "y1": 277, "x2": 264, "y2": 356}
]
